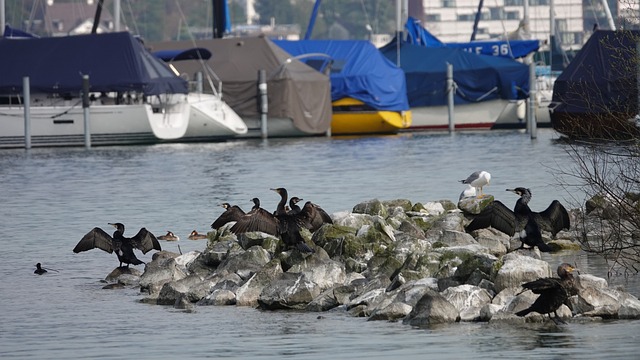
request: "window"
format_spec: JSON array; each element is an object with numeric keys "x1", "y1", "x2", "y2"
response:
[
  {"x1": 442, "y1": 0, "x2": 456, "y2": 8},
  {"x1": 425, "y1": 14, "x2": 441, "y2": 22},
  {"x1": 505, "y1": 0, "x2": 524, "y2": 5}
]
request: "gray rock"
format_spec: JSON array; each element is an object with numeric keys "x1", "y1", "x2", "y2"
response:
[
  {"x1": 403, "y1": 289, "x2": 460, "y2": 326},
  {"x1": 199, "y1": 289, "x2": 236, "y2": 306},
  {"x1": 217, "y1": 245, "x2": 271, "y2": 280},
  {"x1": 157, "y1": 273, "x2": 206, "y2": 305},
  {"x1": 368, "y1": 302, "x2": 413, "y2": 321},
  {"x1": 235, "y1": 259, "x2": 283, "y2": 307},
  {"x1": 441, "y1": 284, "x2": 493, "y2": 321},
  {"x1": 139, "y1": 251, "x2": 187, "y2": 295},
  {"x1": 493, "y1": 253, "x2": 552, "y2": 292},
  {"x1": 258, "y1": 272, "x2": 321, "y2": 310}
]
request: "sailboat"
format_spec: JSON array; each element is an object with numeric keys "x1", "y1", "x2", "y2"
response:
[{"x1": 0, "y1": 31, "x2": 195, "y2": 148}]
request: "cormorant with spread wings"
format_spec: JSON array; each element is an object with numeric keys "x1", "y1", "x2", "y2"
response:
[
  {"x1": 73, "y1": 222, "x2": 161, "y2": 267},
  {"x1": 465, "y1": 187, "x2": 570, "y2": 251}
]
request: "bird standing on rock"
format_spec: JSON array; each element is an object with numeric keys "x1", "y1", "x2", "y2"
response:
[
  {"x1": 211, "y1": 203, "x2": 246, "y2": 230},
  {"x1": 460, "y1": 171, "x2": 491, "y2": 198},
  {"x1": 73, "y1": 223, "x2": 161, "y2": 268},
  {"x1": 516, "y1": 263, "x2": 579, "y2": 324},
  {"x1": 465, "y1": 187, "x2": 570, "y2": 252}
]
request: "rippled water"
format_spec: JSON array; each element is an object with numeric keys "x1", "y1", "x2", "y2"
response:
[{"x1": 1, "y1": 129, "x2": 638, "y2": 359}]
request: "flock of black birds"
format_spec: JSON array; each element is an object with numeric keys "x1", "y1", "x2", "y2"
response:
[{"x1": 67, "y1": 180, "x2": 578, "y2": 324}]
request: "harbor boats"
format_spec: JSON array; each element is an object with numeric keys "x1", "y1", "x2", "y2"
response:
[
  {"x1": 379, "y1": 40, "x2": 530, "y2": 131},
  {"x1": 273, "y1": 39, "x2": 411, "y2": 135},
  {"x1": 153, "y1": 48, "x2": 248, "y2": 140},
  {"x1": 151, "y1": 36, "x2": 332, "y2": 138},
  {"x1": 0, "y1": 32, "x2": 223, "y2": 148},
  {"x1": 550, "y1": 30, "x2": 640, "y2": 140}
]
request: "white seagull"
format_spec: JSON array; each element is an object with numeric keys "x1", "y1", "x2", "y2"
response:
[{"x1": 459, "y1": 171, "x2": 491, "y2": 198}]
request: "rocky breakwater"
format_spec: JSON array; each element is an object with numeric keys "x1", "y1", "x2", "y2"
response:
[{"x1": 107, "y1": 196, "x2": 640, "y2": 326}]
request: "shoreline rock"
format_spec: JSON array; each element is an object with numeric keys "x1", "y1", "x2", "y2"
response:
[{"x1": 103, "y1": 196, "x2": 640, "y2": 326}]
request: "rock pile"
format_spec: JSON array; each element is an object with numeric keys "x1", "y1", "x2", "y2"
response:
[{"x1": 105, "y1": 196, "x2": 640, "y2": 326}]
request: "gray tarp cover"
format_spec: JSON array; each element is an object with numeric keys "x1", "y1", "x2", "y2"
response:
[{"x1": 151, "y1": 36, "x2": 332, "y2": 134}]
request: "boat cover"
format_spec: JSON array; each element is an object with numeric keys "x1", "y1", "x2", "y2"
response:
[
  {"x1": 380, "y1": 39, "x2": 530, "y2": 107},
  {"x1": 274, "y1": 39, "x2": 410, "y2": 111},
  {"x1": 150, "y1": 36, "x2": 332, "y2": 134},
  {"x1": 552, "y1": 30, "x2": 640, "y2": 115},
  {"x1": 153, "y1": 48, "x2": 212, "y2": 62},
  {"x1": 404, "y1": 17, "x2": 540, "y2": 59},
  {"x1": 0, "y1": 32, "x2": 188, "y2": 95}
]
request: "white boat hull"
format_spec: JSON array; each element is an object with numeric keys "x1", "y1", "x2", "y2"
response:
[
  {"x1": 0, "y1": 95, "x2": 191, "y2": 148},
  {"x1": 406, "y1": 99, "x2": 509, "y2": 131},
  {"x1": 235, "y1": 116, "x2": 326, "y2": 138},
  {"x1": 182, "y1": 93, "x2": 247, "y2": 141}
]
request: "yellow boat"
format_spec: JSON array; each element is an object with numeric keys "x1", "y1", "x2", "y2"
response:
[{"x1": 331, "y1": 98, "x2": 411, "y2": 135}]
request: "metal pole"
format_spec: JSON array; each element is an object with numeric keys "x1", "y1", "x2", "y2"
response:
[
  {"x1": 23, "y1": 76, "x2": 31, "y2": 149},
  {"x1": 258, "y1": 70, "x2": 268, "y2": 139},
  {"x1": 114, "y1": 0, "x2": 121, "y2": 31},
  {"x1": 1, "y1": 0, "x2": 5, "y2": 37},
  {"x1": 82, "y1": 75, "x2": 91, "y2": 149},
  {"x1": 528, "y1": 62, "x2": 537, "y2": 139},
  {"x1": 447, "y1": 63, "x2": 455, "y2": 132},
  {"x1": 196, "y1": 71, "x2": 203, "y2": 94}
]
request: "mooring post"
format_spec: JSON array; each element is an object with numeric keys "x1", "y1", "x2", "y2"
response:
[
  {"x1": 23, "y1": 76, "x2": 31, "y2": 149},
  {"x1": 196, "y1": 71, "x2": 203, "y2": 94},
  {"x1": 447, "y1": 63, "x2": 455, "y2": 132},
  {"x1": 528, "y1": 62, "x2": 537, "y2": 139},
  {"x1": 258, "y1": 70, "x2": 268, "y2": 139},
  {"x1": 82, "y1": 75, "x2": 91, "y2": 149}
]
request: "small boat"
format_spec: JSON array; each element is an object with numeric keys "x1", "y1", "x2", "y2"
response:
[
  {"x1": 550, "y1": 30, "x2": 640, "y2": 139},
  {"x1": 274, "y1": 39, "x2": 412, "y2": 135},
  {"x1": 0, "y1": 32, "x2": 195, "y2": 148},
  {"x1": 151, "y1": 36, "x2": 333, "y2": 138},
  {"x1": 379, "y1": 40, "x2": 530, "y2": 132},
  {"x1": 331, "y1": 98, "x2": 411, "y2": 135},
  {"x1": 153, "y1": 48, "x2": 248, "y2": 140}
]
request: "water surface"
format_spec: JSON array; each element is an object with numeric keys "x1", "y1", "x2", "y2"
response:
[{"x1": 1, "y1": 129, "x2": 638, "y2": 359}]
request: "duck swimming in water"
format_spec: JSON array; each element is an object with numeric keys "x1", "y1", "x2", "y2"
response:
[
  {"x1": 34, "y1": 263, "x2": 47, "y2": 275},
  {"x1": 73, "y1": 223, "x2": 161, "y2": 268},
  {"x1": 158, "y1": 231, "x2": 180, "y2": 241},
  {"x1": 188, "y1": 230, "x2": 207, "y2": 240}
]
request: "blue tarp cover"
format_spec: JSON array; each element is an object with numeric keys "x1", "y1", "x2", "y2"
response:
[
  {"x1": 552, "y1": 30, "x2": 640, "y2": 114},
  {"x1": 404, "y1": 17, "x2": 540, "y2": 59},
  {"x1": 274, "y1": 39, "x2": 410, "y2": 111},
  {"x1": 380, "y1": 39, "x2": 530, "y2": 107},
  {"x1": 0, "y1": 32, "x2": 188, "y2": 95}
]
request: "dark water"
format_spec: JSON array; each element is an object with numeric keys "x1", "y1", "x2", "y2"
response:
[{"x1": 1, "y1": 129, "x2": 638, "y2": 359}]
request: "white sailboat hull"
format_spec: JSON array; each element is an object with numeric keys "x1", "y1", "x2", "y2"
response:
[
  {"x1": 182, "y1": 93, "x2": 247, "y2": 141},
  {"x1": 406, "y1": 99, "x2": 509, "y2": 131},
  {"x1": 0, "y1": 95, "x2": 191, "y2": 148}
]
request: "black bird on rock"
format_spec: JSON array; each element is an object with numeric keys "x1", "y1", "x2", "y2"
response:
[
  {"x1": 516, "y1": 263, "x2": 579, "y2": 324},
  {"x1": 73, "y1": 223, "x2": 161, "y2": 268},
  {"x1": 465, "y1": 187, "x2": 570, "y2": 252},
  {"x1": 230, "y1": 197, "x2": 279, "y2": 236},
  {"x1": 229, "y1": 189, "x2": 332, "y2": 253},
  {"x1": 210, "y1": 203, "x2": 246, "y2": 230}
]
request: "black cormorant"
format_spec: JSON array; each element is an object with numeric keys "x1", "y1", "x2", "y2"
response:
[
  {"x1": 230, "y1": 198, "x2": 279, "y2": 235},
  {"x1": 516, "y1": 263, "x2": 578, "y2": 324},
  {"x1": 230, "y1": 189, "x2": 331, "y2": 253},
  {"x1": 288, "y1": 197, "x2": 303, "y2": 215},
  {"x1": 73, "y1": 223, "x2": 161, "y2": 268},
  {"x1": 158, "y1": 231, "x2": 179, "y2": 241},
  {"x1": 460, "y1": 171, "x2": 491, "y2": 198},
  {"x1": 211, "y1": 203, "x2": 246, "y2": 230},
  {"x1": 188, "y1": 230, "x2": 207, "y2": 240},
  {"x1": 465, "y1": 187, "x2": 570, "y2": 251},
  {"x1": 34, "y1": 263, "x2": 47, "y2": 275}
]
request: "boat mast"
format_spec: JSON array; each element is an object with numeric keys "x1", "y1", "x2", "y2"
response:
[
  {"x1": 601, "y1": 0, "x2": 616, "y2": 30},
  {"x1": 470, "y1": 0, "x2": 484, "y2": 41},
  {"x1": 1, "y1": 0, "x2": 5, "y2": 36}
]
